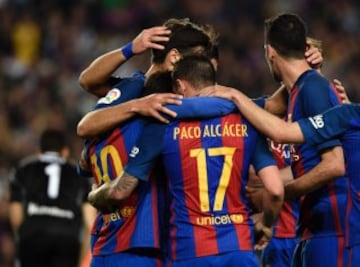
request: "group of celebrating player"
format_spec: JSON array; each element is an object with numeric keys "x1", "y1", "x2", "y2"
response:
[{"x1": 77, "y1": 13, "x2": 360, "y2": 267}]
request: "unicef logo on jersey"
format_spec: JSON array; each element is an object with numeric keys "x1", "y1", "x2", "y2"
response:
[
  {"x1": 309, "y1": 115, "x2": 324, "y2": 129},
  {"x1": 129, "y1": 146, "x2": 139, "y2": 158}
]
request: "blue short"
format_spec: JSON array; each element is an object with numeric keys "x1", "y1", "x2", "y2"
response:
[
  {"x1": 90, "y1": 251, "x2": 163, "y2": 267},
  {"x1": 262, "y1": 237, "x2": 298, "y2": 267},
  {"x1": 170, "y1": 250, "x2": 260, "y2": 267},
  {"x1": 291, "y1": 236, "x2": 349, "y2": 267}
]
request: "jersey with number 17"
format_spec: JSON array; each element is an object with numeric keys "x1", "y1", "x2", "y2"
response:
[
  {"x1": 126, "y1": 111, "x2": 276, "y2": 261},
  {"x1": 83, "y1": 75, "x2": 238, "y2": 256}
]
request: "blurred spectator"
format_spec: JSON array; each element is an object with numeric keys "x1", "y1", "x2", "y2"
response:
[
  {"x1": 11, "y1": 11, "x2": 41, "y2": 67},
  {"x1": 0, "y1": 1, "x2": 359, "y2": 266}
]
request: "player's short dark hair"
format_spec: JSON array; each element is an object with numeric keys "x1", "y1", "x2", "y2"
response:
[
  {"x1": 152, "y1": 18, "x2": 212, "y2": 64},
  {"x1": 172, "y1": 55, "x2": 216, "y2": 90},
  {"x1": 200, "y1": 23, "x2": 220, "y2": 61},
  {"x1": 264, "y1": 13, "x2": 307, "y2": 59},
  {"x1": 40, "y1": 129, "x2": 66, "y2": 152},
  {"x1": 142, "y1": 71, "x2": 173, "y2": 96}
]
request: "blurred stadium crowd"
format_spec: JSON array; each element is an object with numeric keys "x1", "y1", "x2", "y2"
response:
[{"x1": 0, "y1": 0, "x2": 359, "y2": 266}]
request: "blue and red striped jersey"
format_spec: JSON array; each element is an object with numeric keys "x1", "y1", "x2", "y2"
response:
[
  {"x1": 287, "y1": 69, "x2": 350, "y2": 240},
  {"x1": 269, "y1": 140, "x2": 299, "y2": 238},
  {"x1": 298, "y1": 104, "x2": 360, "y2": 247},
  {"x1": 82, "y1": 77, "x2": 241, "y2": 256},
  {"x1": 84, "y1": 72, "x2": 168, "y2": 255},
  {"x1": 125, "y1": 110, "x2": 277, "y2": 261},
  {"x1": 87, "y1": 120, "x2": 168, "y2": 255}
]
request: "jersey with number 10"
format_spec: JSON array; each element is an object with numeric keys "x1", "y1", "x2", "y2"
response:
[
  {"x1": 287, "y1": 69, "x2": 350, "y2": 240},
  {"x1": 126, "y1": 111, "x2": 276, "y2": 261},
  {"x1": 84, "y1": 72, "x2": 168, "y2": 256}
]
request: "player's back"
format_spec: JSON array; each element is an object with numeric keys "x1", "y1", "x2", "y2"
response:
[
  {"x1": 339, "y1": 127, "x2": 360, "y2": 247},
  {"x1": 86, "y1": 118, "x2": 166, "y2": 256},
  {"x1": 11, "y1": 152, "x2": 88, "y2": 237},
  {"x1": 82, "y1": 71, "x2": 167, "y2": 255},
  {"x1": 159, "y1": 111, "x2": 270, "y2": 260},
  {"x1": 288, "y1": 69, "x2": 349, "y2": 239}
]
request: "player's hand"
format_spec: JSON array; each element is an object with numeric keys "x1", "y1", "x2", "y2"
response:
[
  {"x1": 333, "y1": 79, "x2": 350, "y2": 103},
  {"x1": 254, "y1": 235, "x2": 269, "y2": 251},
  {"x1": 79, "y1": 148, "x2": 91, "y2": 173},
  {"x1": 133, "y1": 93, "x2": 183, "y2": 123},
  {"x1": 200, "y1": 84, "x2": 238, "y2": 100},
  {"x1": 88, "y1": 182, "x2": 116, "y2": 212},
  {"x1": 91, "y1": 183, "x2": 98, "y2": 191},
  {"x1": 132, "y1": 26, "x2": 171, "y2": 54},
  {"x1": 305, "y1": 39, "x2": 323, "y2": 71},
  {"x1": 252, "y1": 213, "x2": 272, "y2": 250}
]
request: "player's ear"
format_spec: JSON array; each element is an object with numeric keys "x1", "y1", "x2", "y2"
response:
[
  {"x1": 266, "y1": 44, "x2": 277, "y2": 60},
  {"x1": 168, "y1": 48, "x2": 181, "y2": 65},
  {"x1": 174, "y1": 79, "x2": 186, "y2": 96},
  {"x1": 164, "y1": 49, "x2": 181, "y2": 71},
  {"x1": 60, "y1": 147, "x2": 70, "y2": 159}
]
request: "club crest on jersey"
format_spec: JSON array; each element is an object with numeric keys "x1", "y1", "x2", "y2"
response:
[
  {"x1": 97, "y1": 88, "x2": 121, "y2": 104},
  {"x1": 309, "y1": 115, "x2": 324, "y2": 129}
]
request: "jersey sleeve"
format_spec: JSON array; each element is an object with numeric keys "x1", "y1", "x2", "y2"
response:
[
  {"x1": 167, "y1": 97, "x2": 236, "y2": 120},
  {"x1": 124, "y1": 122, "x2": 166, "y2": 181},
  {"x1": 298, "y1": 103, "x2": 360, "y2": 146},
  {"x1": 94, "y1": 75, "x2": 145, "y2": 110},
  {"x1": 252, "y1": 95, "x2": 268, "y2": 108},
  {"x1": 299, "y1": 78, "x2": 341, "y2": 151},
  {"x1": 251, "y1": 136, "x2": 277, "y2": 173}
]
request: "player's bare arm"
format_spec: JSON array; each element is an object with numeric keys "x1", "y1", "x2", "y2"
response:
[
  {"x1": 246, "y1": 165, "x2": 293, "y2": 213},
  {"x1": 201, "y1": 85, "x2": 305, "y2": 143},
  {"x1": 87, "y1": 182, "x2": 114, "y2": 212},
  {"x1": 77, "y1": 93, "x2": 182, "y2": 138},
  {"x1": 109, "y1": 173, "x2": 139, "y2": 200},
  {"x1": 284, "y1": 146, "x2": 345, "y2": 199},
  {"x1": 258, "y1": 166, "x2": 284, "y2": 228},
  {"x1": 79, "y1": 26, "x2": 171, "y2": 97},
  {"x1": 9, "y1": 202, "x2": 24, "y2": 233},
  {"x1": 252, "y1": 165, "x2": 283, "y2": 248},
  {"x1": 88, "y1": 172, "x2": 139, "y2": 212},
  {"x1": 264, "y1": 84, "x2": 288, "y2": 116}
]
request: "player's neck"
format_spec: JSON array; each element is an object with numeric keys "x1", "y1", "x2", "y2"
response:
[
  {"x1": 281, "y1": 59, "x2": 312, "y2": 92},
  {"x1": 145, "y1": 64, "x2": 167, "y2": 78}
]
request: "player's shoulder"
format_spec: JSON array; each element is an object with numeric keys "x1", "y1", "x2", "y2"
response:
[
  {"x1": 300, "y1": 70, "x2": 330, "y2": 92},
  {"x1": 64, "y1": 158, "x2": 80, "y2": 170},
  {"x1": 95, "y1": 71, "x2": 146, "y2": 108},
  {"x1": 111, "y1": 71, "x2": 146, "y2": 88},
  {"x1": 17, "y1": 154, "x2": 40, "y2": 169}
]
